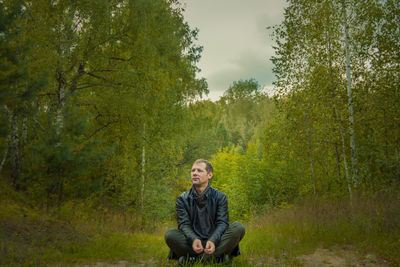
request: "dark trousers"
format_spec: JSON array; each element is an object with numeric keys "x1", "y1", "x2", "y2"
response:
[{"x1": 165, "y1": 221, "x2": 245, "y2": 258}]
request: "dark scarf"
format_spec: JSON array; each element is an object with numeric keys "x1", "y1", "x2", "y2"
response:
[{"x1": 192, "y1": 183, "x2": 213, "y2": 239}]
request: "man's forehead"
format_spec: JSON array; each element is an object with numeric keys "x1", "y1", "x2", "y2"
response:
[{"x1": 192, "y1": 162, "x2": 206, "y2": 169}]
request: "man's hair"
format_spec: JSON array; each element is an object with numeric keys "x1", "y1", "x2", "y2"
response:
[{"x1": 194, "y1": 159, "x2": 213, "y2": 174}]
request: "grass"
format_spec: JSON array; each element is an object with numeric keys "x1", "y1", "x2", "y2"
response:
[
  {"x1": 1, "y1": 185, "x2": 399, "y2": 266},
  {"x1": 0, "y1": 198, "x2": 171, "y2": 266},
  {"x1": 243, "y1": 193, "x2": 400, "y2": 266}
]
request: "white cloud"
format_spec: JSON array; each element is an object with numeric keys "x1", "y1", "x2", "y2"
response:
[{"x1": 182, "y1": 0, "x2": 287, "y2": 101}]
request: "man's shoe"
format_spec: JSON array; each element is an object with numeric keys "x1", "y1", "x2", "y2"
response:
[
  {"x1": 178, "y1": 255, "x2": 197, "y2": 266},
  {"x1": 223, "y1": 254, "x2": 231, "y2": 263}
]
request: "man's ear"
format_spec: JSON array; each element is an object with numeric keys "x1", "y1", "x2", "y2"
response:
[{"x1": 208, "y1": 172, "x2": 213, "y2": 180}]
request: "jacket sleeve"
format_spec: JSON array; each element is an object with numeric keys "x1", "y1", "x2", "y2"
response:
[
  {"x1": 176, "y1": 195, "x2": 200, "y2": 245},
  {"x1": 208, "y1": 193, "x2": 229, "y2": 246}
]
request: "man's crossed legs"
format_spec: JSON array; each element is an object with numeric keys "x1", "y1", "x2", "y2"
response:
[{"x1": 165, "y1": 222, "x2": 245, "y2": 263}]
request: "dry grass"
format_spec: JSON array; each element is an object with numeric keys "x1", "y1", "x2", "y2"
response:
[
  {"x1": 245, "y1": 192, "x2": 400, "y2": 265},
  {"x1": 1, "y1": 179, "x2": 399, "y2": 266}
]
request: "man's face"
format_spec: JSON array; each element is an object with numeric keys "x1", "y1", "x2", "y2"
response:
[{"x1": 191, "y1": 162, "x2": 212, "y2": 187}]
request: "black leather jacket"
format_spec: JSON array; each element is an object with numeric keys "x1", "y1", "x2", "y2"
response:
[
  {"x1": 167, "y1": 184, "x2": 241, "y2": 259},
  {"x1": 176, "y1": 185, "x2": 229, "y2": 246}
]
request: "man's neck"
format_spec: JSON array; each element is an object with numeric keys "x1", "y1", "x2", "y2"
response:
[{"x1": 194, "y1": 183, "x2": 209, "y2": 195}]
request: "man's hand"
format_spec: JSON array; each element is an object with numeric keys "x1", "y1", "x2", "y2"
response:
[
  {"x1": 204, "y1": 240, "x2": 215, "y2": 255},
  {"x1": 192, "y1": 239, "x2": 204, "y2": 254}
]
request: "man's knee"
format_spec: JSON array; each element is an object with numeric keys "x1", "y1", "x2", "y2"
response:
[
  {"x1": 231, "y1": 221, "x2": 245, "y2": 239},
  {"x1": 165, "y1": 228, "x2": 179, "y2": 244}
]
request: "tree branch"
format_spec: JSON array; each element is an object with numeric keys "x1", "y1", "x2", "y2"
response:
[
  {"x1": 85, "y1": 120, "x2": 119, "y2": 140},
  {"x1": 33, "y1": 118, "x2": 46, "y2": 132}
]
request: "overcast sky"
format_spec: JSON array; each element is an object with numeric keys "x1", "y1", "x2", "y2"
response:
[{"x1": 181, "y1": 0, "x2": 288, "y2": 101}]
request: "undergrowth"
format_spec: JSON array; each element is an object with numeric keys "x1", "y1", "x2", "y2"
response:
[
  {"x1": 1, "y1": 180, "x2": 399, "y2": 266},
  {"x1": 244, "y1": 193, "x2": 400, "y2": 266}
]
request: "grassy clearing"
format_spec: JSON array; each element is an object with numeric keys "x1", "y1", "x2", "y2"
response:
[
  {"x1": 1, "y1": 186, "x2": 399, "y2": 266},
  {"x1": 0, "y1": 199, "x2": 171, "y2": 266},
  {"x1": 242, "y1": 193, "x2": 400, "y2": 266}
]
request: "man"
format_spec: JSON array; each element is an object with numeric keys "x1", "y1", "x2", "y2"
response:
[{"x1": 165, "y1": 159, "x2": 245, "y2": 264}]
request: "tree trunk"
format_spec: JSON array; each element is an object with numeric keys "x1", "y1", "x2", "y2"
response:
[
  {"x1": 396, "y1": 144, "x2": 400, "y2": 181},
  {"x1": 343, "y1": 0, "x2": 359, "y2": 188},
  {"x1": 54, "y1": 69, "x2": 66, "y2": 204},
  {"x1": 140, "y1": 122, "x2": 146, "y2": 214},
  {"x1": 0, "y1": 106, "x2": 12, "y2": 173},
  {"x1": 304, "y1": 111, "x2": 316, "y2": 196},
  {"x1": 56, "y1": 69, "x2": 66, "y2": 136},
  {"x1": 326, "y1": 18, "x2": 351, "y2": 197},
  {"x1": 309, "y1": 149, "x2": 316, "y2": 196},
  {"x1": 0, "y1": 144, "x2": 8, "y2": 173},
  {"x1": 21, "y1": 83, "x2": 29, "y2": 149},
  {"x1": 21, "y1": 114, "x2": 28, "y2": 148},
  {"x1": 334, "y1": 142, "x2": 341, "y2": 179},
  {"x1": 57, "y1": 174, "x2": 64, "y2": 205},
  {"x1": 383, "y1": 108, "x2": 389, "y2": 167},
  {"x1": 334, "y1": 105, "x2": 352, "y2": 199},
  {"x1": 10, "y1": 108, "x2": 21, "y2": 189}
]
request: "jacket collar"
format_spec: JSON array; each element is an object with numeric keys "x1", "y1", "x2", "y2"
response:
[{"x1": 191, "y1": 183, "x2": 210, "y2": 199}]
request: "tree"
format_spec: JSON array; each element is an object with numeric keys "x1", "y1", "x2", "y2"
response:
[
  {"x1": 0, "y1": 1, "x2": 47, "y2": 188},
  {"x1": 269, "y1": 0, "x2": 400, "y2": 201},
  {"x1": 218, "y1": 79, "x2": 269, "y2": 150},
  {"x1": 0, "y1": 0, "x2": 208, "y2": 219}
]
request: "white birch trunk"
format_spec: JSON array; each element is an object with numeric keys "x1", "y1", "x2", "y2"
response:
[
  {"x1": 54, "y1": 69, "x2": 66, "y2": 204},
  {"x1": 343, "y1": 0, "x2": 359, "y2": 187},
  {"x1": 334, "y1": 105, "x2": 352, "y2": 199},
  {"x1": 56, "y1": 73, "x2": 66, "y2": 136},
  {"x1": 10, "y1": 108, "x2": 20, "y2": 188},
  {"x1": 0, "y1": 144, "x2": 8, "y2": 173}
]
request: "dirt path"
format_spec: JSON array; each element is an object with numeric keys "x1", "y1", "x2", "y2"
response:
[
  {"x1": 76, "y1": 248, "x2": 389, "y2": 266},
  {"x1": 298, "y1": 248, "x2": 389, "y2": 267}
]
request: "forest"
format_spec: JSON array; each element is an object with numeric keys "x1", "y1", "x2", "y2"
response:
[{"x1": 1, "y1": 0, "x2": 399, "y2": 266}]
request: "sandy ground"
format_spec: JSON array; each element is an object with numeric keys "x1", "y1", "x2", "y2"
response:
[
  {"x1": 76, "y1": 248, "x2": 390, "y2": 266},
  {"x1": 298, "y1": 248, "x2": 389, "y2": 267}
]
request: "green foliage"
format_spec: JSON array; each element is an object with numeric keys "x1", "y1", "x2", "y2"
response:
[
  {"x1": 0, "y1": 0, "x2": 207, "y2": 219},
  {"x1": 218, "y1": 80, "x2": 274, "y2": 150},
  {"x1": 223, "y1": 78, "x2": 261, "y2": 102},
  {"x1": 24, "y1": 108, "x2": 106, "y2": 204},
  {"x1": 268, "y1": 0, "x2": 400, "y2": 201},
  {"x1": 211, "y1": 147, "x2": 249, "y2": 221},
  {"x1": 210, "y1": 138, "x2": 303, "y2": 221}
]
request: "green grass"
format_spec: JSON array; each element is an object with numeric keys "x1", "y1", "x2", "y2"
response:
[
  {"x1": 0, "y1": 202, "x2": 170, "y2": 266},
  {"x1": 1, "y1": 189, "x2": 399, "y2": 266},
  {"x1": 242, "y1": 194, "x2": 400, "y2": 266}
]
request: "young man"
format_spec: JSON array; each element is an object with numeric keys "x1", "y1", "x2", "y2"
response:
[{"x1": 165, "y1": 159, "x2": 245, "y2": 264}]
